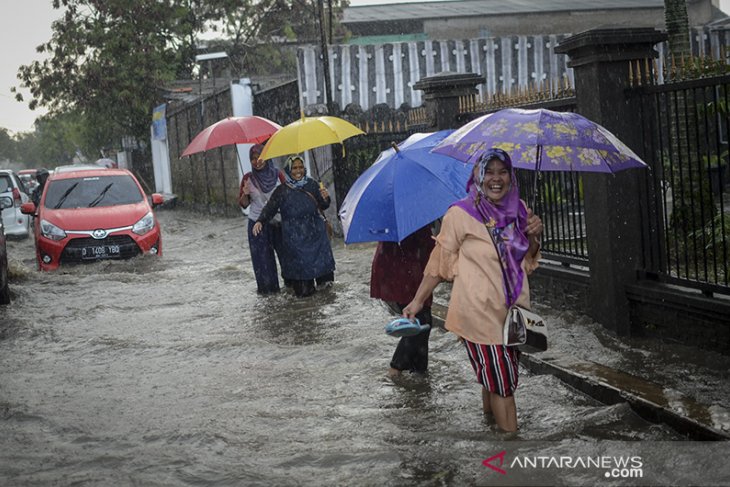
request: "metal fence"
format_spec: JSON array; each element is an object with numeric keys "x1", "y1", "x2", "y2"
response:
[
  {"x1": 326, "y1": 92, "x2": 589, "y2": 265},
  {"x1": 633, "y1": 73, "x2": 730, "y2": 294},
  {"x1": 336, "y1": 130, "x2": 416, "y2": 211}
]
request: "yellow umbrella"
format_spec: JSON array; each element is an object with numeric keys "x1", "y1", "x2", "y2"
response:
[{"x1": 259, "y1": 115, "x2": 365, "y2": 160}]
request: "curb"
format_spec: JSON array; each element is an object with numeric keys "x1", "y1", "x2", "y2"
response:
[
  {"x1": 430, "y1": 304, "x2": 729, "y2": 441},
  {"x1": 519, "y1": 353, "x2": 730, "y2": 441}
]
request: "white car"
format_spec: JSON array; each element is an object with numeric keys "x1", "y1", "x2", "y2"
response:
[{"x1": 0, "y1": 169, "x2": 32, "y2": 239}]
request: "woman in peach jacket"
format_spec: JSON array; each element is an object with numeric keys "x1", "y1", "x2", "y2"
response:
[{"x1": 403, "y1": 148, "x2": 543, "y2": 432}]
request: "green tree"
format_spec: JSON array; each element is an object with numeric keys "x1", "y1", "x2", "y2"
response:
[
  {"x1": 664, "y1": 0, "x2": 691, "y2": 59},
  {"x1": 203, "y1": 0, "x2": 350, "y2": 77},
  {"x1": 14, "y1": 0, "x2": 350, "y2": 157},
  {"x1": 663, "y1": 0, "x2": 713, "y2": 229},
  {"x1": 12, "y1": 112, "x2": 84, "y2": 167},
  {"x1": 14, "y1": 0, "x2": 202, "y2": 155},
  {"x1": 0, "y1": 128, "x2": 16, "y2": 161}
]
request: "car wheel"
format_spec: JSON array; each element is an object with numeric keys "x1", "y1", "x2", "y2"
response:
[
  {"x1": 0, "y1": 259, "x2": 10, "y2": 305},
  {"x1": 23, "y1": 216, "x2": 32, "y2": 239}
]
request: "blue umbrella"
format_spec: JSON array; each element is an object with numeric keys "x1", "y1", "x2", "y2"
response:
[{"x1": 339, "y1": 130, "x2": 472, "y2": 243}]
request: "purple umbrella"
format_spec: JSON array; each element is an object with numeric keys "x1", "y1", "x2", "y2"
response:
[{"x1": 432, "y1": 108, "x2": 648, "y2": 174}]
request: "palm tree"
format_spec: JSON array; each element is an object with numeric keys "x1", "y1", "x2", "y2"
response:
[
  {"x1": 663, "y1": 0, "x2": 717, "y2": 277},
  {"x1": 664, "y1": 0, "x2": 691, "y2": 60}
]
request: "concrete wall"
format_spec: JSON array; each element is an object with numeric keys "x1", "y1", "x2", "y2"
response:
[
  {"x1": 298, "y1": 34, "x2": 573, "y2": 111},
  {"x1": 298, "y1": 26, "x2": 730, "y2": 113},
  {"x1": 627, "y1": 283, "x2": 730, "y2": 353}
]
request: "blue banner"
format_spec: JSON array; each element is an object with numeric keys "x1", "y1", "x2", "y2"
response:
[{"x1": 152, "y1": 104, "x2": 167, "y2": 140}]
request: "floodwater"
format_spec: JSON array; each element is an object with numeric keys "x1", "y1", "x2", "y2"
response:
[{"x1": 0, "y1": 209, "x2": 723, "y2": 486}]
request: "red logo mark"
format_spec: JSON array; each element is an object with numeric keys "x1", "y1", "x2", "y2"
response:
[{"x1": 482, "y1": 450, "x2": 507, "y2": 475}]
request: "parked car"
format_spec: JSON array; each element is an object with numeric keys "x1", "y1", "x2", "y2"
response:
[
  {"x1": 17, "y1": 168, "x2": 39, "y2": 194},
  {"x1": 21, "y1": 168, "x2": 164, "y2": 271},
  {"x1": 0, "y1": 195, "x2": 12, "y2": 304},
  {"x1": 0, "y1": 169, "x2": 32, "y2": 239}
]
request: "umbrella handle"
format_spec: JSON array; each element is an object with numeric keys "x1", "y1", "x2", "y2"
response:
[
  {"x1": 236, "y1": 150, "x2": 245, "y2": 178},
  {"x1": 309, "y1": 149, "x2": 322, "y2": 181},
  {"x1": 532, "y1": 146, "x2": 542, "y2": 213}
]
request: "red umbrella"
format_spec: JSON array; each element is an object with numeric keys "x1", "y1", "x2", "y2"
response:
[{"x1": 181, "y1": 116, "x2": 282, "y2": 157}]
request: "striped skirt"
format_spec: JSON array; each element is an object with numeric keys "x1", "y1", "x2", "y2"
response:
[{"x1": 463, "y1": 340, "x2": 520, "y2": 397}]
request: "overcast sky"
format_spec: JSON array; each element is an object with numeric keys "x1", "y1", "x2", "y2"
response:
[{"x1": 1, "y1": 0, "x2": 729, "y2": 134}]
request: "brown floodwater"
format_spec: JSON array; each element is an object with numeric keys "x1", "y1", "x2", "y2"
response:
[{"x1": 3, "y1": 208, "x2": 723, "y2": 486}]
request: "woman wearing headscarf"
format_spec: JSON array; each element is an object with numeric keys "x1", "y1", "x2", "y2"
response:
[
  {"x1": 253, "y1": 155, "x2": 335, "y2": 297},
  {"x1": 370, "y1": 224, "x2": 435, "y2": 376},
  {"x1": 239, "y1": 143, "x2": 286, "y2": 294},
  {"x1": 403, "y1": 148, "x2": 543, "y2": 432}
]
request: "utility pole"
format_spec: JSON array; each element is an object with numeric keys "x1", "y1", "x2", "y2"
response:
[{"x1": 317, "y1": 0, "x2": 335, "y2": 115}]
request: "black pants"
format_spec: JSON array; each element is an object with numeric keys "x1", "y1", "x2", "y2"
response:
[
  {"x1": 291, "y1": 272, "x2": 335, "y2": 297},
  {"x1": 388, "y1": 303, "x2": 432, "y2": 373}
]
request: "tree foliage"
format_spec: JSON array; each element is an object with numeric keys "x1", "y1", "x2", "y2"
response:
[
  {"x1": 12, "y1": 0, "x2": 350, "y2": 158},
  {"x1": 14, "y1": 0, "x2": 203, "y2": 154},
  {"x1": 10, "y1": 113, "x2": 85, "y2": 167},
  {"x1": 201, "y1": 0, "x2": 350, "y2": 77},
  {"x1": 664, "y1": 0, "x2": 690, "y2": 58},
  {"x1": 0, "y1": 128, "x2": 16, "y2": 162}
]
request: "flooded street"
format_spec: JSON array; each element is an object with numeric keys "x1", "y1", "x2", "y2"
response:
[{"x1": 0, "y1": 209, "x2": 721, "y2": 486}]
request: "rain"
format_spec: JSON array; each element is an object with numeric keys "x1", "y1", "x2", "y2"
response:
[{"x1": 3, "y1": 209, "x2": 728, "y2": 485}]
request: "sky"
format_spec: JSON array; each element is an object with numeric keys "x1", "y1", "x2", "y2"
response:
[{"x1": 1, "y1": 0, "x2": 729, "y2": 134}]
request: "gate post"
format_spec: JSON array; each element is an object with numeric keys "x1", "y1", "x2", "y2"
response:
[
  {"x1": 413, "y1": 72, "x2": 483, "y2": 130},
  {"x1": 555, "y1": 28, "x2": 666, "y2": 335}
]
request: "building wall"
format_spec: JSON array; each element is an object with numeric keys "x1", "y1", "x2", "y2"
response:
[
  {"x1": 424, "y1": 9, "x2": 665, "y2": 39},
  {"x1": 344, "y1": 0, "x2": 720, "y2": 41}
]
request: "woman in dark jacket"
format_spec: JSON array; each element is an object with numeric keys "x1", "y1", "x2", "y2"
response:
[
  {"x1": 370, "y1": 224, "x2": 435, "y2": 376},
  {"x1": 253, "y1": 155, "x2": 335, "y2": 297}
]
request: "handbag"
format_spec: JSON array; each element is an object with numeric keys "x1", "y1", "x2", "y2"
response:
[
  {"x1": 477, "y1": 206, "x2": 548, "y2": 352},
  {"x1": 503, "y1": 304, "x2": 548, "y2": 351}
]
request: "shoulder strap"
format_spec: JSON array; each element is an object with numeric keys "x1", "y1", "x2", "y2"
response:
[{"x1": 297, "y1": 186, "x2": 327, "y2": 220}]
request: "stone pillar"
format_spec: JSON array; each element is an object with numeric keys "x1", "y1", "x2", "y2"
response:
[
  {"x1": 555, "y1": 28, "x2": 666, "y2": 335},
  {"x1": 413, "y1": 72, "x2": 484, "y2": 130}
]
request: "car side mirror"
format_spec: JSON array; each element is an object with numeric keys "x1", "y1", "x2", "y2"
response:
[
  {"x1": 151, "y1": 193, "x2": 164, "y2": 207},
  {"x1": 0, "y1": 196, "x2": 12, "y2": 211},
  {"x1": 20, "y1": 202, "x2": 36, "y2": 215}
]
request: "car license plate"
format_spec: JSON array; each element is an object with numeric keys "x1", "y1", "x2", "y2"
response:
[{"x1": 81, "y1": 244, "x2": 120, "y2": 259}]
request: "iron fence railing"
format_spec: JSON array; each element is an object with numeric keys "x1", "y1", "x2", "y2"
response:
[
  {"x1": 515, "y1": 170, "x2": 588, "y2": 265},
  {"x1": 634, "y1": 74, "x2": 730, "y2": 295},
  {"x1": 337, "y1": 131, "x2": 415, "y2": 211}
]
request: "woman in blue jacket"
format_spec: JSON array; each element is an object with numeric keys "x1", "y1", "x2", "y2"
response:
[{"x1": 253, "y1": 155, "x2": 335, "y2": 297}]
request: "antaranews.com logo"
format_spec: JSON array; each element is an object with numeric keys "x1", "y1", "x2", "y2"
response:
[{"x1": 483, "y1": 450, "x2": 644, "y2": 480}]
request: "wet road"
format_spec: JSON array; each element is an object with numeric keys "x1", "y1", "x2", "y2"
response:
[{"x1": 0, "y1": 209, "x2": 691, "y2": 485}]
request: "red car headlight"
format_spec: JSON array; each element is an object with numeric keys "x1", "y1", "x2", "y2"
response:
[
  {"x1": 40, "y1": 219, "x2": 66, "y2": 241},
  {"x1": 132, "y1": 211, "x2": 155, "y2": 235}
]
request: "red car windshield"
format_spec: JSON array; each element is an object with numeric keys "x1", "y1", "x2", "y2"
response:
[{"x1": 44, "y1": 175, "x2": 144, "y2": 209}]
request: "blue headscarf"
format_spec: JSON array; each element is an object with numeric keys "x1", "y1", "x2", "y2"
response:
[{"x1": 284, "y1": 155, "x2": 309, "y2": 189}]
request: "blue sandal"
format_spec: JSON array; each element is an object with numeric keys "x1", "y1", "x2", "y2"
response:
[{"x1": 385, "y1": 318, "x2": 431, "y2": 337}]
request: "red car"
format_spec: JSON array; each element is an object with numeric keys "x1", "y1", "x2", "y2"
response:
[{"x1": 21, "y1": 168, "x2": 163, "y2": 271}]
